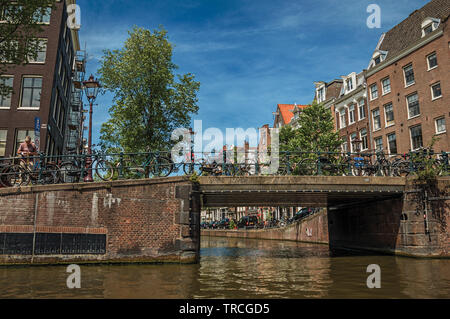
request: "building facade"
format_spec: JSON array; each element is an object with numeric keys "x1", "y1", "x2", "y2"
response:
[
  {"x1": 365, "y1": 0, "x2": 449, "y2": 155},
  {"x1": 0, "y1": 0, "x2": 85, "y2": 158},
  {"x1": 333, "y1": 72, "x2": 371, "y2": 153}
]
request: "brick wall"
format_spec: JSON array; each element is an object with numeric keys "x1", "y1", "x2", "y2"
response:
[
  {"x1": 328, "y1": 177, "x2": 449, "y2": 257},
  {"x1": 0, "y1": 177, "x2": 200, "y2": 265}
]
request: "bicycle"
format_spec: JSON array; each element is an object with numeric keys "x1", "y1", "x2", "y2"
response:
[{"x1": 111, "y1": 151, "x2": 175, "y2": 180}]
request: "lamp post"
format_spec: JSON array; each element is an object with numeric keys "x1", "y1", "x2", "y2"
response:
[{"x1": 82, "y1": 75, "x2": 101, "y2": 182}]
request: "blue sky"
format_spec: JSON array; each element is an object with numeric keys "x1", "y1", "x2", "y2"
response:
[{"x1": 77, "y1": 0, "x2": 430, "y2": 147}]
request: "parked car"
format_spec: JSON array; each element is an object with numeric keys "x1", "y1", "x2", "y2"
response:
[{"x1": 237, "y1": 216, "x2": 258, "y2": 229}]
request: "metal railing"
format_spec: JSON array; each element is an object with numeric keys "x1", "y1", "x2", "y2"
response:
[{"x1": 0, "y1": 148, "x2": 448, "y2": 188}]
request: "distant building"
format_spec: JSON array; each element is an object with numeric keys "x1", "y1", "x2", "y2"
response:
[
  {"x1": 0, "y1": 0, "x2": 85, "y2": 158},
  {"x1": 333, "y1": 71, "x2": 371, "y2": 153},
  {"x1": 365, "y1": 0, "x2": 449, "y2": 154}
]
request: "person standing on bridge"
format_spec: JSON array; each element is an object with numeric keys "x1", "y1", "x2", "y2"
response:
[{"x1": 17, "y1": 136, "x2": 38, "y2": 168}]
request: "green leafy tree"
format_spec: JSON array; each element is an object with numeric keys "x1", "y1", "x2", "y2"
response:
[
  {"x1": 0, "y1": 1, "x2": 55, "y2": 97},
  {"x1": 280, "y1": 101, "x2": 343, "y2": 173},
  {"x1": 98, "y1": 26, "x2": 200, "y2": 153}
]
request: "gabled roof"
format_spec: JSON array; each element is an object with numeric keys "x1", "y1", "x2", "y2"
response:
[
  {"x1": 379, "y1": 0, "x2": 450, "y2": 60},
  {"x1": 276, "y1": 104, "x2": 309, "y2": 125}
]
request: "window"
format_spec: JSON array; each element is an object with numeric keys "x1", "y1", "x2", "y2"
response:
[
  {"x1": 372, "y1": 109, "x2": 381, "y2": 131},
  {"x1": 339, "y1": 109, "x2": 346, "y2": 129},
  {"x1": 0, "y1": 76, "x2": 13, "y2": 108},
  {"x1": 15, "y1": 129, "x2": 35, "y2": 154},
  {"x1": 407, "y1": 93, "x2": 420, "y2": 118},
  {"x1": 431, "y1": 82, "x2": 442, "y2": 100},
  {"x1": 346, "y1": 78, "x2": 353, "y2": 91},
  {"x1": 0, "y1": 130, "x2": 6, "y2": 157},
  {"x1": 403, "y1": 64, "x2": 415, "y2": 86},
  {"x1": 382, "y1": 77, "x2": 391, "y2": 95},
  {"x1": 410, "y1": 126, "x2": 423, "y2": 150},
  {"x1": 423, "y1": 24, "x2": 433, "y2": 35},
  {"x1": 20, "y1": 77, "x2": 42, "y2": 108},
  {"x1": 374, "y1": 56, "x2": 381, "y2": 65},
  {"x1": 370, "y1": 84, "x2": 378, "y2": 100},
  {"x1": 350, "y1": 133, "x2": 357, "y2": 152},
  {"x1": 384, "y1": 103, "x2": 394, "y2": 126},
  {"x1": 436, "y1": 117, "x2": 446, "y2": 134},
  {"x1": 33, "y1": 7, "x2": 51, "y2": 24},
  {"x1": 28, "y1": 39, "x2": 47, "y2": 63},
  {"x1": 360, "y1": 129, "x2": 368, "y2": 151},
  {"x1": 374, "y1": 137, "x2": 383, "y2": 152},
  {"x1": 0, "y1": 40, "x2": 18, "y2": 63},
  {"x1": 427, "y1": 52, "x2": 438, "y2": 70},
  {"x1": 387, "y1": 133, "x2": 397, "y2": 155},
  {"x1": 342, "y1": 142, "x2": 348, "y2": 153},
  {"x1": 358, "y1": 99, "x2": 366, "y2": 120},
  {"x1": 317, "y1": 87, "x2": 325, "y2": 103},
  {"x1": 348, "y1": 105, "x2": 355, "y2": 124}
]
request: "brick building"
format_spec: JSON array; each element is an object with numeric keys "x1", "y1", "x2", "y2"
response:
[
  {"x1": 365, "y1": 0, "x2": 449, "y2": 154},
  {"x1": 0, "y1": 0, "x2": 85, "y2": 158},
  {"x1": 333, "y1": 71, "x2": 371, "y2": 153},
  {"x1": 314, "y1": 79, "x2": 343, "y2": 131}
]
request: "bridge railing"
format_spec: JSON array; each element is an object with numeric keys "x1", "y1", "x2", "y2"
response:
[{"x1": 0, "y1": 149, "x2": 448, "y2": 187}]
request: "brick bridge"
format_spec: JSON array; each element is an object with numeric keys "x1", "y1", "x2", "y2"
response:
[{"x1": 0, "y1": 176, "x2": 448, "y2": 265}]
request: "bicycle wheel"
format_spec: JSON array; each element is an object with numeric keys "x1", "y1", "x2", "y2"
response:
[
  {"x1": 151, "y1": 156, "x2": 173, "y2": 177},
  {"x1": 183, "y1": 162, "x2": 201, "y2": 175},
  {"x1": 297, "y1": 159, "x2": 317, "y2": 175},
  {"x1": 95, "y1": 159, "x2": 115, "y2": 181},
  {"x1": 59, "y1": 162, "x2": 81, "y2": 183},
  {"x1": 392, "y1": 160, "x2": 410, "y2": 177},
  {"x1": 41, "y1": 163, "x2": 61, "y2": 185},
  {"x1": 0, "y1": 164, "x2": 28, "y2": 187}
]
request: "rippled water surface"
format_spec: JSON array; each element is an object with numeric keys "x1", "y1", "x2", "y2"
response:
[{"x1": 0, "y1": 236, "x2": 449, "y2": 298}]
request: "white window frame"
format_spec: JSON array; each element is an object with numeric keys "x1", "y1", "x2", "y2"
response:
[
  {"x1": 372, "y1": 109, "x2": 381, "y2": 131},
  {"x1": 406, "y1": 93, "x2": 420, "y2": 120},
  {"x1": 431, "y1": 82, "x2": 442, "y2": 100},
  {"x1": 410, "y1": 125, "x2": 423, "y2": 151},
  {"x1": 427, "y1": 52, "x2": 438, "y2": 71},
  {"x1": 403, "y1": 64, "x2": 415, "y2": 88},
  {"x1": 381, "y1": 77, "x2": 391, "y2": 95},
  {"x1": 19, "y1": 75, "x2": 43, "y2": 110},
  {"x1": 360, "y1": 129, "x2": 368, "y2": 151},
  {"x1": 387, "y1": 133, "x2": 397, "y2": 155},
  {"x1": 339, "y1": 108, "x2": 346, "y2": 129},
  {"x1": 27, "y1": 38, "x2": 47, "y2": 64},
  {"x1": 358, "y1": 99, "x2": 366, "y2": 120},
  {"x1": 348, "y1": 105, "x2": 355, "y2": 125},
  {"x1": 384, "y1": 103, "x2": 394, "y2": 127},
  {"x1": 370, "y1": 84, "x2": 378, "y2": 100},
  {"x1": 374, "y1": 137, "x2": 383, "y2": 152},
  {"x1": 350, "y1": 132, "x2": 357, "y2": 153},
  {"x1": 435, "y1": 117, "x2": 446, "y2": 134}
]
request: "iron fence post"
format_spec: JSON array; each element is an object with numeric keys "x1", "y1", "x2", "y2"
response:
[
  {"x1": 317, "y1": 151, "x2": 322, "y2": 175},
  {"x1": 286, "y1": 151, "x2": 291, "y2": 175},
  {"x1": 38, "y1": 153, "x2": 45, "y2": 182},
  {"x1": 80, "y1": 153, "x2": 86, "y2": 181},
  {"x1": 119, "y1": 152, "x2": 124, "y2": 180},
  {"x1": 222, "y1": 149, "x2": 226, "y2": 176},
  {"x1": 155, "y1": 151, "x2": 160, "y2": 177}
]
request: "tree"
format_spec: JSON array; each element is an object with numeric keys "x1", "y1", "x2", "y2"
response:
[
  {"x1": 0, "y1": 1, "x2": 55, "y2": 97},
  {"x1": 98, "y1": 26, "x2": 200, "y2": 154},
  {"x1": 279, "y1": 101, "x2": 343, "y2": 173}
]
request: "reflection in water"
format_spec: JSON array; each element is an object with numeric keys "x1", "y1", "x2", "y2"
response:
[{"x1": 0, "y1": 237, "x2": 449, "y2": 298}]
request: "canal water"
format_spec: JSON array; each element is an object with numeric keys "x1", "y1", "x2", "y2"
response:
[{"x1": 0, "y1": 236, "x2": 449, "y2": 298}]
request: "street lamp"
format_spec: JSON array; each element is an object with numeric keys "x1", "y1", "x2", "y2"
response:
[{"x1": 82, "y1": 74, "x2": 101, "y2": 182}]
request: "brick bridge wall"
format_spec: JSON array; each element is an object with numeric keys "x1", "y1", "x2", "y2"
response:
[
  {"x1": 328, "y1": 177, "x2": 449, "y2": 257},
  {"x1": 0, "y1": 177, "x2": 201, "y2": 265}
]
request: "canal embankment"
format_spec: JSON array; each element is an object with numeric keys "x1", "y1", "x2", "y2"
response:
[{"x1": 202, "y1": 209, "x2": 329, "y2": 245}]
